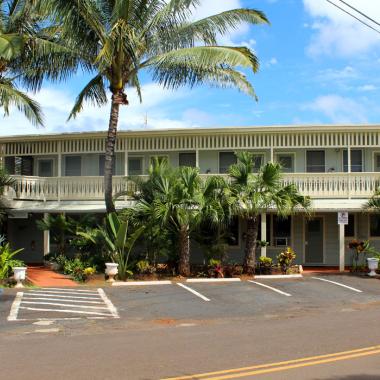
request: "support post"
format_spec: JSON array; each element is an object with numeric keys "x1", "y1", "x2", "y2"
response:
[
  {"x1": 261, "y1": 213, "x2": 267, "y2": 257},
  {"x1": 347, "y1": 139, "x2": 351, "y2": 199},
  {"x1": 43, "y1": 213, "x2": 50, "y2": 257},
  {"x1": 57, "y1": 141, "x2": 62, "y2": 202},
  {"x1": 195, "y1": 149, "x2": 199, "y2": 168},
  {"x1": 339, "y1": 221, "x2": 345, "y2": 272},
  {"x1": 124, "y1": 151, "x2": 129, "y2": 200}
]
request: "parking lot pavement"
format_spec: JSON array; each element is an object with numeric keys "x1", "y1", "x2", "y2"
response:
[{"x1": 7, "y1": 287, "x2": 119, "y2": 321}]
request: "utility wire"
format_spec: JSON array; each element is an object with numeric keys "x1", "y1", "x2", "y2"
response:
[
  {"x1": 325, "y1": 0, "x2": 380, "y2": 35},
  {"x1": 337, "y1": 0, "x2": 380, "y2": 28}
]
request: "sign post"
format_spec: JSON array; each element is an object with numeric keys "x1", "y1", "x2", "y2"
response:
[{"x1": 338, "y1": 212, "x2": 348, "y2": 272}]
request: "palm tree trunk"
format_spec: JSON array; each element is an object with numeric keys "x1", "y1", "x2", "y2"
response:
[
  {"x1": 104, "y1": 90, "x2": 128, "y2": 213},
  {"x1": 178, "y1": 226, "x2": 191, "y2": 277},
  {"x1": 243, "y1": 216, "x2": 259, "y2": 274}
]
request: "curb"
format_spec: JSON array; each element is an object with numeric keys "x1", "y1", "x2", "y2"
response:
[
  {"x1": 186, "y1": 278, "x2": 241, "y2": 283},
  {"x1": 112, "y1": 280, "x2": 172, "y2": 286},
  {"x1": 253, "y1": 274, "x2": 303, "y2": 279}
]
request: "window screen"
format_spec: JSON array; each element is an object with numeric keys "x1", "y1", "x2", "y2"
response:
[
  {"x1": 179, "y1": 153, "x2": 196, "y2": 167},
  {"x1": 128, "y1": 158, "x2": 143, "y2": 175},
  {"x1": 375, "y1": 153, "x2": 380, "y2": 172},
  {"x1": 306, "y1": 151, "x2": 325, "y2": 173},
  {"x1": 38, "y1": 160, "x2": 53, "y2": 177},
  {"x1": 343, "y1": 150, "x2": 363, "y2": 172},
  {"x1": 99, "y1": 155, "x2": 116, "y2": 176},
  {"x1": 219, "y1": 152, "x2": 236, "y2": 173},
  {"x1": 65, "y1": 156, "x2": 81, "y2": 176},
  {"x1": 277, "y1": 154, "x2": 294, "y2": 173}
]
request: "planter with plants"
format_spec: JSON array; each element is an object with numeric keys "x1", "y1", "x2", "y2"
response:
[
  {"x1": 348, "y1": 239, "x2": 379, "y2": 274},
  {"x1": 0, "y1": 238, "x2": 25, "y2": 287}
]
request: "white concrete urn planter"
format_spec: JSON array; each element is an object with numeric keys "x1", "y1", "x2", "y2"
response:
[
  {"x1": 13, "y1": 267, "x2": 27, "y2": 288},
  {"x1": 105, "y1": 263, "x2": 119, "y2": 282},
  {"x1": 367, "y1": 258, "x2": 379, "y2": 277}
]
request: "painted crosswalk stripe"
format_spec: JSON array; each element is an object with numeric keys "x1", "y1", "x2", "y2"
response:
[
  {"x1": 98, "y1": 288, "x2": 119, "y2": 318},
  {"x1": 312, "y1": 277, "x2": 362, "y2": 293},
  {"x1": 28, "y1": 290, "x2": 100, "y2": 296},
  {"x1": 18, "y1": 307, "x2": 112, "y2": 316},
  {"x1": 22, "y1": 297, "x2": 104, "y2": 304},
  {"x1": 24, "y1": 293, "x2": 100, "y2": 300},
  {"x1": 177, "y1": 283, "x2": 211, "y2": 302},
  {"x1": 20, "y1": 301, "x2": 109, "y2": 310},
  {"x1": 247, "y1": 280, "x2": 292, "y2": 297},
  {"x1": 41, "y1": 288, "x2": 99, "y2": 294}
]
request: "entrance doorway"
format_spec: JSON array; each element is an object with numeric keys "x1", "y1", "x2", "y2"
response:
[{"x1": 305, "y1": 217, "x2": 324, "y2": 264}]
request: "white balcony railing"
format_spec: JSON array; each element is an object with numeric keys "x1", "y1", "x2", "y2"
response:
[{"x1": 4, "y1": 173, "x2": 380, "y2": 202}]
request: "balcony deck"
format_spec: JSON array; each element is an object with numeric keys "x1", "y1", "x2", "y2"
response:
[{"x1": 4, "y1": 173, "x2": 380, "y2": 202}]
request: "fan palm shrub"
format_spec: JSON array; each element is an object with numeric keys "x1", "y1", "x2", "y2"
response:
[{"x1": 40, "y1": 0, "x2": 269, "y2": 213}]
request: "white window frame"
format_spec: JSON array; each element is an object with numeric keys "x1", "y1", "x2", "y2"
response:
[
  {"x1": 218, "y1": 151, "x2": 237, "y2": 174},
  {"x1": 37, "y1": 157, "x2": 55, "y2": 177},
  {"x1": 64, "y1": 155, "x2": 82, "y2": 177},
  {"x1": 275, "y1": 152, "x2": 296, "y2": 173},
  {"x1": 342, "y1": 149, "x2": 364, "y2": 173},
  {"x1": 305, "y1": 150, "x2": 326, "y2": 173},
  {"x1": 373, "y1": 151, "x2": 380, "y2": 172},
  {"x1": 128, "y1": 156, "x2": 145, "y2": 176}
]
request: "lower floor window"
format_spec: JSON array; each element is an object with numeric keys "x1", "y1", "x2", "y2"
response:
[{"x1": 370, "y1": 215, "x2": 380, "y2": 237}]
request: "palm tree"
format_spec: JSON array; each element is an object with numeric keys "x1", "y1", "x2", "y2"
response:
[
  {"x1": 364, "y1": 188, "x2": 380, "y2": 211},
  {"x1": 0, "y1": 0, "x2": 75, "y2": 125},
  {"x1": 41, "y1": 0, "x2": 269, "y2": 213},
  {"x1": 229, "y1": 152, "x2": 311, "y2": 274}
]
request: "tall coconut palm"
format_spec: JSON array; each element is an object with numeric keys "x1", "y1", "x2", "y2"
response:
[
  {"x1": 41, "y1": 0, "x2": 269, "y2": 213},
  {"x1": 0, "y1": 0, "x2": 76, "y2": 125},
  {"x1": 229, "y1": 151, "x2": 311, "y2": 274}
]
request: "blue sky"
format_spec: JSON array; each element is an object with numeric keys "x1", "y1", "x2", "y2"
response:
[{"x1": 3, "y1": 0, "x2": 380, "y2": 136}]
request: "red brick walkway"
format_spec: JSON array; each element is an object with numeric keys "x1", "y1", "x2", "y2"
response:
[{"x1": 27, "y1": 266, "x2": 77, "y2": 287}]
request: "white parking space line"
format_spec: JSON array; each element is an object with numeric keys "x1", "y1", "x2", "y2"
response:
[
  {"x1": 7, "y1": 292, "x2": 23, "y2": 321},
  {"x1": 247, "y1": 280, "x2": 292, "y2": 297},
  {"x1": 177, "y1": 283, "x2": 211, "y2": 302},
  {"x1": 7, "y1": 288, "x2": 119, "y2": 321},
  {"x1": 186, "y1": 278, "x2": 241, "y2": 283},
  {"x1": 312, "y1": 277, "x2": 363, "y2": 293}
]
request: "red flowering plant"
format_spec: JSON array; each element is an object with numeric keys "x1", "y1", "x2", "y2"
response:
[{"x1": 348, "y1": 239, "x2": 372, "y2": 271}]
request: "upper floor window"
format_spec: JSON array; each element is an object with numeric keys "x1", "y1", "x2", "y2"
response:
[
  {"x1": 65, "y1": 156, "x2": 81, "y2": 176},
  {"x1": 252, "y1": 154, "x2": 264, "y2": 172},
  {"x1": 219, "y1": 152, "x2": 236, "y2": 174},
  {"x1": 99, "y1": 155, "x2": 116, "y2": 176},
  {"x1": 343, "y1": 149, "x2": 363, "y2": 172},
  {"x1": 38, "y1": 159, "x2": 54, "y2": 177},
  {"x1": 306, "y1": 150, "x2": 325, "y2": 173},
  {"x1": 128, "y1": 157, "x2": 143, "y2": 176},
  {"x1": 5, "y1": 156, "x2": 33, "y2": 176},
  {"x1": 179, "y1": 152, "x2": 196, "y2": 168},
  {"x1": 374, "y1": 153, "x2": 380, "y2": 172},
  {"x1": 276, "y1": 154, "x2": 294, "y2": 173}
]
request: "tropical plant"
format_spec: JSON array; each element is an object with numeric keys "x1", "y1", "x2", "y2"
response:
[
  {"x1": 102, "y1": 212, "x2": 144, "y2": 280},
  {"x1": 364, "y1": 188, "x2": 380, "y2": 211},
  {"x1": 0, "y1": 242, "x2": 24, "y2": 280},
  {"x1": 132, "y1": 159, "x2": 229, "y2": 277},
  {"x1": 228, "y1": 152, "x2": 311, "y2": 274},
  {"x1": 0, "y1": 168, "x2": 15, "y2": 223},
  {"x1": 348, "y1": 239, "x2": 378, "y2": 271},
  {"x1": 0, "y1": 0, "x2": 76, "y2": 124},
  {"x1": 258, "y1": 256, "x2": 272, "y2": 274},
  {"x1": 41, "y1": 0, "x2": 269, "y2": 213},
  {"x1": 36, "y1": 214, "x2": 76, "y2": 255},
  {"x1": 277, "y1": 247, "x2": 295, "y2": 274}
]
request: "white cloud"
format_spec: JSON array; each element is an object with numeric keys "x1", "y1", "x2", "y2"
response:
[
  {"x1": 0, "y1": 84, "x2": 199, "y2": 136},
  {"x1": 303, "y1": 94, "x2": 368, "y2": 123},
  {"x1": 239, "y1": 38, "x2": 257, "y2": 51},
  {"x1": 303, "y1": 0, "x2": 380, "y2": 57},
  {"x1": 316, "y1": 66, "x2": 356, "y2": 81},
  {"x1": 358, "y1": 84, "x2": 377, "y2": 91}
]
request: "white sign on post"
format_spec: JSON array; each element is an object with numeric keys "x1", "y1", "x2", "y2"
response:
[{"x1": 338, "y1": 211, "x2": 348, "y2": 225}]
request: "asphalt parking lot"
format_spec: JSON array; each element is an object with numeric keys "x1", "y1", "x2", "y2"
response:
[{"x1": 2, "y1": 274, "x2": 379, "y2": 327}]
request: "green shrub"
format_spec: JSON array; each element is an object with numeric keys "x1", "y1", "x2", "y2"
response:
[
  {"x1": 0, "y1": 243, "x2": 24, "y2": 280},
  {"x1": 136, "y1": 259, "x2": 155, "y2": 274}
]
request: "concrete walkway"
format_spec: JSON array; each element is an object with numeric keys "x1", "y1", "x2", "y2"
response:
[{"x1": 27, "y1": 266, "x2": 77, "y2": 287}]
